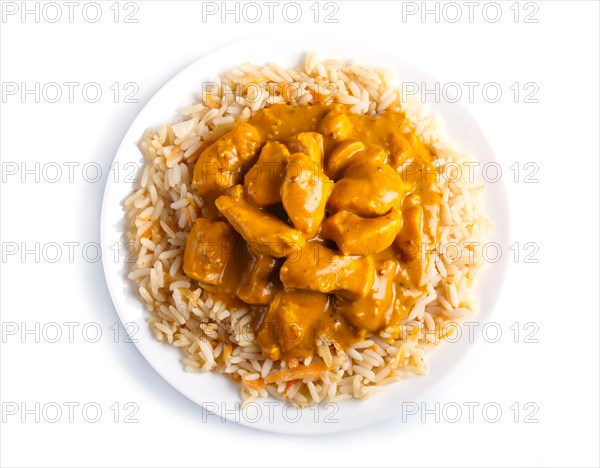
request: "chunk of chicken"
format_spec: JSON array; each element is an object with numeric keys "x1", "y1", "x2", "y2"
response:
[
  {"x1": 215, "y1": 194, "x2": 305, "y2": 257},
  {"x1": 325, "y1": 143, "x2": 389, "y2": 180},
  {"x1": 281, "y1": 153, "x2": 333, "y2": 237},
  {"x1": 387, "y1": 131, "x2": 434, "y2": 172},
  {"x1": 319, "y1": 110, "x2": 354, "y2": 141},
  {"x1": 327, "y1": 161, "x2": 410, "y2": 216},
  {"x1": 285, "y1": 132, "x2": 324, "y2": 164},
  {"x1": 183, "y1": 218, "x2": 238, "y2": 285},
  {"x1": 395, "y1": 194, "x2": 423, "y2": 263},
  {"x1": 279, "y1": 241, "x2": 375, "y2": 300},
  {"x1": 243, "y1": 141, "x2": 290, "y2": 206},
  {"x1": 324, "y1": 140, "x2": 364, "y2": 179},
  {"x1": 237, "y1": 254, "x2": 279, "y2": 305},
  {"x1": 322, "y1": 209, "x2": 402, "y2": 255},
  {"x1": 257, "y1": 289, "x2": 329, "y2": 361},
  {"x1": 192, "y1": 123, "x2": 264, "y2": 198},
  {"x1": 336, "y1": 260, "x2": 397, "y2": 331}
]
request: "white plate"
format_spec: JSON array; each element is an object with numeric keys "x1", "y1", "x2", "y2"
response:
[{"x1": 101, "y1": 35, "x2": 509, "y2": 434}]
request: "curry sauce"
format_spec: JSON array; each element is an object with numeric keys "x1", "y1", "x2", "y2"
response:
[{"x1": 182, "y1": 103, "x2": 441, "y2": 366}]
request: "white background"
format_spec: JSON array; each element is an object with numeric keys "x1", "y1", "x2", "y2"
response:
[{"x1": 1, "y1": 1, "x2": 599, "y2": 467}]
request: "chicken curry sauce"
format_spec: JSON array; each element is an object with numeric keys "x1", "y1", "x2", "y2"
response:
[{"x1": 183, "y1": 103, "x2": 440, "y2": 366}]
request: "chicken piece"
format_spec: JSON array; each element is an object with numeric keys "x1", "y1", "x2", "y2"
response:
[
  {"x1": 226, "y1": 184, "x2": 244, "y2": 200},
  {"x1": 183, "y1": 218, "x2": 238, "y2": 285},
  {"x1": 324, "y1": 140, "x2": 364, "y2": 179},
  {"x1": 192, "y1": 122, "x2": 264, "y2": 198},
  {"x1": 256, "y1": 289, "x2": 329, "y2": 361},
  {"x1": 322, "y1": 209, "x2": 402, "y2": 255},
  {"x1": 285, "y1": 132, "x2": 324, "y2": 164},
  {"x1": 243, "y1": 142, "x2": 290, "y2": 206},
  {"x1": 387, "y1": 131, "x2": 434, "y2": 172},
  {"x1": 319, "y1": 110, "x2": 354, "y2": 140},
  {"x1": 395, "y1": 194, "x2": 423, "y2": 263},
  {"x1": 327, "y1": 161, "x2": 411, "y2": 216},
  {"x1": 336, "y1": 260, "x2": 397, "y2": 331},
  {"x1": 281, "y1": 153, "x2": 333, "y2": 237},
  {"x1": 387, "y1": 132, "x2": 415, "y2": 171},
  {"x1": 237, "y1": 254, "x2": 279, "y2": 305},
  {"x1": 279, "y1": 241, "x2": 375, "y2": 300},
  {"x1": 215, "y1": 194, "x2": 305, "y2": 258},
  {"x1": 325, "y1": 143, "x2": 388, "y2": 180}
]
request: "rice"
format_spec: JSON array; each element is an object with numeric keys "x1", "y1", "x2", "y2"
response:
[{"x1": 125, "y1": 52, "x2": 488, "y2": 407}]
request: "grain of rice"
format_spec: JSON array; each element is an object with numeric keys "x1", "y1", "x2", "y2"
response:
[
  {"x1": 346, "y1": 347, "x2": 363, "y2": 361},
  {"x1": 307, "y1": 381, "x2": 321, "y2": 403},
  {"x1": 352, "y1": 365, "x2": 376, "y2": 382}
]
